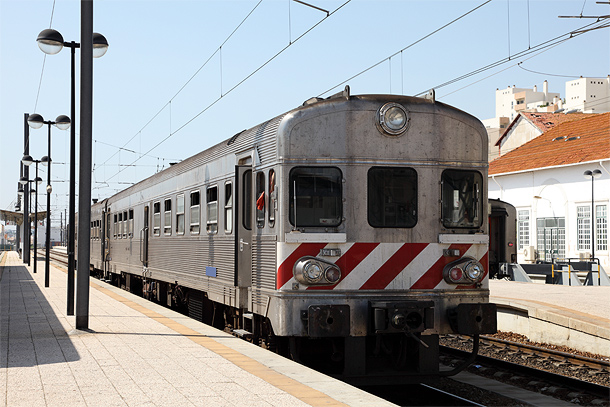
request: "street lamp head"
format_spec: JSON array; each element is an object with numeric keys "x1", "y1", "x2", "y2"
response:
[
  {"x1": 46, "y1": 184, "x2": 53, "y2": 194},
  {"x1": 37, "y1": 29, "x2": 64, "y2": 55},
  {"x1": 92, "y1": 32, "x2": 109, "y2": 58},
  {"x1": 21, "y1": 154, "x2": 34, "y2": 166},
  {"x1": 19, "y1": 176, "x2": 29, "y2": 186},
  {"x1": 34, "y1": 177, "x2": 43, "y2": 186},
  {"x1": 54, "y1": 115, "x2": 71, "y2": 130},
  {"x1": 41, "y1": 156, "x2": 51, "y2": 166},
  {"x1": 27, "y1": 113, "x2": 44, "y2": 129},
  {"x1": 584, "y1": 169, "x2": 603, "y2": 179}
]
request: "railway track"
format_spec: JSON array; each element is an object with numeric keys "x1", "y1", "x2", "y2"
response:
[{"x1": 441, "y1": 334, "x2": 610, "y2": 404}]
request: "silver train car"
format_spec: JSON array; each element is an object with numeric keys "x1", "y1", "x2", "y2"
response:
[{"x1": 86, "y1": 87, "x2": 496, "y2": 382}]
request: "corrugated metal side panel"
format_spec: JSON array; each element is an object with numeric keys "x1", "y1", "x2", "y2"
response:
[{"x1": 252, "y1": 235, "x2": 277, "y2": 307}]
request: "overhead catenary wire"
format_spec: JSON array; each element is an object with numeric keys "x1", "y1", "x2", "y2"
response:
[{"x1": 101, "y1": 0, "x2": 352, "y2": 186}]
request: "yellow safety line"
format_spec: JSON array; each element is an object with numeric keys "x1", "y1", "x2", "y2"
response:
[{"x1": 42, "y1": 258, "x2": 346, "y2": 407}]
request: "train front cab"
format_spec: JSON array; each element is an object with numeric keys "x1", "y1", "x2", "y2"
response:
[{"x1": 267, "y1": 96, "x2": 497, "y2": 382}]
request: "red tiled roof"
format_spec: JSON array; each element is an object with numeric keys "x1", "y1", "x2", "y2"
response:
[
  {"x1": 489, "y1": 112, "x2": 610, "y2": 175},
  {"x1": 495, "y1": 112, "x2": 590, "y2": 147}
]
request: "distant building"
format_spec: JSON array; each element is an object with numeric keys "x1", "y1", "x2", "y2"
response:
[
  {"x1": 488, "y1": 112, "x2": 610, "y2": 268},
  {"x1": 564, "y1": 76, "x2": 610, "y2": 114},
  {"x1": 494, "y1": 80, "x2": 561, "y2": 121}
]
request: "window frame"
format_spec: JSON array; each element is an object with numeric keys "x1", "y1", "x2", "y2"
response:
[
  {"x1": 597, "y1": 204, "x2": 608, "y2": 252},
  {"x1": 577, "y1": 205, "x2": 591, "y2": 251},
  {"x1": 176, "y1": 193, "x2": 185, "y2": 235},
  {"x1": 517, "y1": 209, "x2": 530, "y2": 250},
  {"x1": 153, "y1": 201, "x2": 161, "y2": 237},
  {"x1": 206, "y1": 186, "x2": 218, "y2": 234},
  {"x1": 440, "y1": 169, "x2": 483, "y2": 229},
  {"x1": 268, "y1": 169, "x2": 276, "y2": 227},
  {"x1": 122, "y1": 211, "x2": 127, "y2": 239},
  {"x1": 164, "y1": 198, "x2": 172, "y2": 236},
  {"x1": 190, "y1": 190, "x2": 201, "y2": 235},
  {"x1": 367, "y1": 166, "x2": 418, "y2": 228},
  {"x1": 288, "y1": 166, "x2": 343, "y2": 228},
  {"x1": 224, "y1": 182, "x2": 233, "y2": 234},
  {"x1": 256, "y1": 172, "x2": 265, "y2": 229},
  {"x1": 128, "y1": 209, "x2": 134, "y2": 238}
]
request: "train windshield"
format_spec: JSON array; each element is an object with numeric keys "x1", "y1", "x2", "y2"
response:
[
  {"x1": 441, "y1": 169, "x2": 483, "y2": 228},
  {"x1": 289, "y1": 167, "x2": 342, "y2": 227},
  {"x1": 368, "y1": 167, "x2": 417, "y2": 228}
]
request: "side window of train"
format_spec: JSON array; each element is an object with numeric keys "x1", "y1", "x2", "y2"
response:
[
  {"x1": 113, "y1": 214, "x2": 117, "y2": 239},
  {"x1": 206, "y1": 186, "x2": 218, "y2": 234},
  {"x1": 190, "y1": 191, "x2": 200, "y2": 234},
  {"x1": 122, "y1": 211, "x2": 127, "y2": 238},
  {"x1": 368, "y1": 167, "x2": 417, "y2": 228},
  {"x1": 176, "y1": 194, "x2": 185, "y2": 235},
  {"x1": 289, "y1": 167, "x2": 343, "y2": 228},
  {"x1": 128, "y1": 209, "x2": 134, "y2": 238},
  {"x1": 243, "y1": 170, "x2": 252, "y2": 230},
  {"x1": 256, "y1": 172, "x2": 265, "y2": 228},
  {"x1": 224, "y1": 182, "x2": 232, "y2": 234},
  {"x1": 268, "y1": 169, "x2": 275, "y2": 227},
  {"x1": 441, "y1": 169, "x2": 483, "y2": 229},
  {"x1": 153, "y1": 202, "x2": 161, "y2": 236},
  {"x1": 118, "y1": 212, "x2": 123, "y2": 239},
  {"x1": 90, "y1": 222, "x2": 93, "y2": 240},
  {"x1": 164, "y1": 199, "x2": 172, "y2": 235}
]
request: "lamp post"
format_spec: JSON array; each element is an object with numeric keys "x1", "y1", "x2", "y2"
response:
[
  {"x1": 20, "y1": 156, "x2": 43, "y2": 273},
  {"x1": 28, "y1": 114, "x2": 70, "y2": 288},
  {"x1": 583, "y1": 169, "x2": 602, "y2": 261},
  {"x1": 36, "y1": 28, "x2": 107, "y2": 315}
]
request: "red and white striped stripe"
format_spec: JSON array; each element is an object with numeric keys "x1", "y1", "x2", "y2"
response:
[{"x1": 277, "y1": 242, "x2": 488, "y2": 291}]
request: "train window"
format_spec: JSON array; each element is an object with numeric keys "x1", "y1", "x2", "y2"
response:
[
  {"x1": 113, "y1": 214, "x2": 117, "y2": 239},
  {"x1": 269, "y1": 169, "x2": 276, "y2": 227},
  {"x1": 128, "y1": 209, "x2": 134, "y2": 238},
  {"x1": 164, "y1": 199, "x2": 172, "y2": 235},
  {"x1": 153, "y1": 202, "x2": 161, "y2": 236},
  {"x1": 118, "y1": 212, "x2": 123, "y2": 238},
  {"x1": 176, "y1": 194, "x2": 185, "y2": 235},
  {"x1": 224, "y1": 182, "x2": 232, "y2": 234},
  {"x1": 441, "y1": 170, "x2": 483, "y2": 228},
  {"x1": 90, "y1": 222, "x2": 93, "y2": 239},
  {"x1": 289, "y1": 167, "x2": 342, "y2": 228},
  {"x1": 243, "y1": 170, "x2": 252, "y2": 230},
  {"x1": 256, "y1": 172, "x2": 265, "y2": 228},
  {"x1": 190, "y1": 191, "x2": 200, "y2": 234},
  {"x1": 206, "y1": 186, "x2": 218, "y2": 234},
  {"x1": 123, "y1": 211, "x2": 127, "y2": 238},
  {"x1": 368, "y1": 167, "x2": 417, "y2": 228}
]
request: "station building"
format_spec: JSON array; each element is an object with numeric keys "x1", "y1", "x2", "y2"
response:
[{"x1": 488, "y1": 112, "x2": 610, "y2": 269}]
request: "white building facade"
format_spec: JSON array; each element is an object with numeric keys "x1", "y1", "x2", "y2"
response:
[
  {"x1": 489, "y1": 161, "x2": 609, "y2": 269},
  {"x1": 565, "y1": 76, "x2": 610, "y2": 113}
]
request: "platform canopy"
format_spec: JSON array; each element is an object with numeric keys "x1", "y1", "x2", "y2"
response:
[{"x1": 0, "y1": 209, "x2": 46, "y2": 225}]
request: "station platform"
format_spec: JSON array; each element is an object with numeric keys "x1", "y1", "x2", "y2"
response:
[
  {"x1": 0, "y1": 251, "x2": 394, "y2": 407},
  {"x1": 490, "y1": 279, "x2": 610, "y2": 357}
]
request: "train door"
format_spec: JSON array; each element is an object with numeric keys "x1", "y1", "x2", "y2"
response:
[
  {"x1": 141, "y1": 205, "x2": 149, "y2": 267},
  {"x1": 235, "y1": 165, "x2": 252, "y2": 309}
]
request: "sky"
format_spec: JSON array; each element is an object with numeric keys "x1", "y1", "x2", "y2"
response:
[{"x1": 1, "y1": 0, "x2": 608, "y2": 227}]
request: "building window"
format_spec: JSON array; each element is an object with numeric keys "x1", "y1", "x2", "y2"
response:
[
  {"x1": 224, "y1": 182, "x2": 232, "y2": 234},
  {"x1": 518, "y1": 210, "x2": 530, "y2": 250},
  {"x1": 164, "y1": 199, "x2": 172, "y2": 235},
  {"x1": 256, "y1": 172, "x2": 265, "y2": 228},
  {"x1": 597, "y1": 205, "x2": 608, "y2": 252},
  {"x1": 153, "y1": 202, "x2": 161, "y2": 236},
  {"x1": 190, "y1": 191, "x2": 200, "y2": 234},
  {"x1": 577, "y1": 205, "x2": 591, "y2": 251},
  {"x1": 206, "y1": 186, "x2": 218, "y2": 234},
  {"x1": 176, "y1": 194, "x2": 185, "y2": 235}
]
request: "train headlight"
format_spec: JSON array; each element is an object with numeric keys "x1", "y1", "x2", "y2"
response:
[
  {"x1": 443, "y1": 257, "x2": 485, "y2": 285},
  {"x1": 377, "y1": 102, "x2": 409, "y2": 136},
  {"x1": 294, "y1": 256, "x2": 342, "y2": 286},
  {"x1": 464, "y1": 261, "x2": 484, "y2": 282}
]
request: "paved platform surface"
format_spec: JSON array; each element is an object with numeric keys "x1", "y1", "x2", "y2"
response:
[
  {"x1": 0, "y1": 251, "x2": 394, "y2": 407},
  {"x1": 490, "y1": 279, "x2": 610, "y2": 356}
]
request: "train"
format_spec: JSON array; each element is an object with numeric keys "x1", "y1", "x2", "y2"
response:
[
  {"x1": 84, "y1": 87, "x2": 497, "y2": 383},
  {"x1": 488, "y1": 198, "x2": 517, "y2": 279}
]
